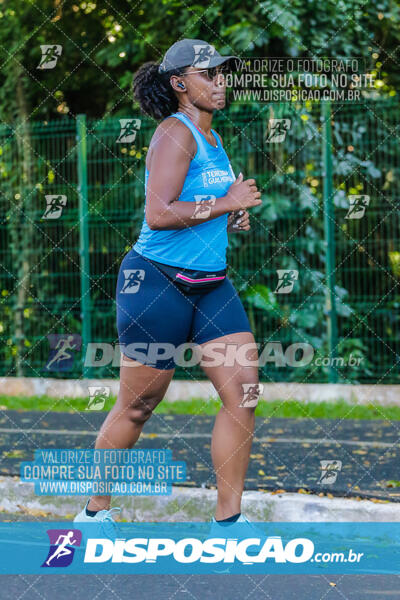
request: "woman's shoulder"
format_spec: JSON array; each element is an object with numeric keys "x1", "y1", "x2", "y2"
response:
[
  {"x1": 155, "y1": 113, "x2": 192, "y2": 136},
  {"x1": 146, "y1": 115, "x2": 197, "y2": 169},
  {"x1": 150, "y1": 115, "x2": 197, "y2": 152}
]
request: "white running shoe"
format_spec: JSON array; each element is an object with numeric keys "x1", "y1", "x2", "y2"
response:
[
  {"x1": 209, "y1": 513, "x2": 268, "y2": 553},
  {"x1": 208, "y1": 513, "x2": 268, "y2": 572},
  {"x1": 74, "y1": 500, "x2": 121, "y2": 541}
]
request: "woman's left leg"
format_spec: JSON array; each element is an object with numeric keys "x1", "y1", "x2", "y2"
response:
[{"x1": 197, "y1": 331, "x2": 260, "y2": 520}]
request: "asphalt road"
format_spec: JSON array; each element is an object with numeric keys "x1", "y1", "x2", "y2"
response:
[
  {"x1": 1, "y1": 573, "x2": 399, "y2": 600},
  {"x1": 1, "y1": 410, "x2": 400, "y2": 501},
  {"x1": 1, "y1": 410, "x2": 399, "y2": 598}
]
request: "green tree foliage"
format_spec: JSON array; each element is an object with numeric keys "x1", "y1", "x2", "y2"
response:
[
  {"x1": 0, "y1": 0, "x2": 398, "y2": 120},
  {"x1": 0, "y1": 1, "x2": 398, "y2": 382}
]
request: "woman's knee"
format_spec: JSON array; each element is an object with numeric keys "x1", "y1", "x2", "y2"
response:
[
  {"x1": 220, "y1": 376, "x2": 262, "y2": 414},
  {"x1": 124, "y1": 395, "x2": 162, "y2": 425}
]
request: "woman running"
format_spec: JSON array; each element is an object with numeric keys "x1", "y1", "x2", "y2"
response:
[{"x1": 75, "y1": 38, "x2": 262, "y2": 532}]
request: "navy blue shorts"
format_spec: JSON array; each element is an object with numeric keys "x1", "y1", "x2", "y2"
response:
[{"x1": 115, "y1": 249, "x2": 252, "y2": 369}]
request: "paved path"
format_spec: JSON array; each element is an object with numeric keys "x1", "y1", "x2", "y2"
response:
[
  {"x1": 1, "y1": 410, "x2": 399, "y2": 500},
  {"x1": 1, "y1": 573, "x2": 399, "y2": 600}
]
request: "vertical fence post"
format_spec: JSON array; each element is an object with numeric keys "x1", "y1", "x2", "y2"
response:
[
  {"x1": 77, "y1": 114, "x2": 92, "y2": 379},
  {"x1": 322, "y1": 101, "x2": 338, "y2": 383}
]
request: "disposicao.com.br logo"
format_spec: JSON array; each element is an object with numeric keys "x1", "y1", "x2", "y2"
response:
[
  {"x1": 0, "y1": 522, "x2": 390, "y2": 574},
  {"x1": 83, "y1": 535, "x2": 363, "y2": 566}
]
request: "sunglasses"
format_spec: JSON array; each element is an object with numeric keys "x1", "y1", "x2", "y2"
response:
[{"x1": 182, "y1": 65, "x2": 231, "y2": 81}]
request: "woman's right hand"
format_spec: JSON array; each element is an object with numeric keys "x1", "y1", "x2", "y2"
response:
[{"x1": 225, "y1": 172, "x2": 262, "y2": 211}]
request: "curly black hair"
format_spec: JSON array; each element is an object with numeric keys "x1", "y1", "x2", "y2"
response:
[{"x1": 132, "y1": 61, "x2": 187, "y2": 120}]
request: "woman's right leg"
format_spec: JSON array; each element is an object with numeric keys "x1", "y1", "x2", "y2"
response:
[
  {"x1": 87, "y1": 248, "x2": 194, "y2": 513},
  {"x1": 87, "y1": 356, "x2": 174, "y2": 512}
]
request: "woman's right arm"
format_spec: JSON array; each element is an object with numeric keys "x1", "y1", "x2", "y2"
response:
[{"x1": 145, "y1": 118, "x2": 261, "y2": 230}]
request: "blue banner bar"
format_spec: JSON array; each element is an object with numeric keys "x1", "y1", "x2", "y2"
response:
[{"x1": 0, "y1": 522, "x2": 399, "y2": 574}]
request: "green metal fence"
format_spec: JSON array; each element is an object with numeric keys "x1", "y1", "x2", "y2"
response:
[{"x1": 0, "y1": 99, "x2": 399, "y2": 383}]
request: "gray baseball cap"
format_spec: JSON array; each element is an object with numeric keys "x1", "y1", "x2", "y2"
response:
[{"x1": 158, "y1": 39, "x2": 238, "y2": 74}]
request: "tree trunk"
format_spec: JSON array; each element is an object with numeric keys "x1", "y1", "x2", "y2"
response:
[{"x1": 10, "y1": 70, "x2": 34, "y2": 376}]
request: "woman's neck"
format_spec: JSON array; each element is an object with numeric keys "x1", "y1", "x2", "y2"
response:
[{"x1": 177, "y1": 106, "x2": 213, "y2": 135}]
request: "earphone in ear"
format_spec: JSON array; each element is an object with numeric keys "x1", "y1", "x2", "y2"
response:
[{"x1": 177, "y1": 82, "x2": 185, "y2": 89}]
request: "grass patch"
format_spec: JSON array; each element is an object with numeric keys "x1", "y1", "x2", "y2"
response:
[{"x1": 0, "y1": 395, "x2": 399, "y2": 420}]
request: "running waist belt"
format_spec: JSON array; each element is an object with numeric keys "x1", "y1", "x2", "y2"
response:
[{"x1": 147, "y1": 257, "x2": 227, "y2": 295}]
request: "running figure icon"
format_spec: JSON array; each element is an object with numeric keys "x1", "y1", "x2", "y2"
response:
[
  {"x1": 45, "y1": 531, "x2": 77, "y2": 566},
  {"x1": 46, "y1": 335, "x2": 77, "y2": 370}
]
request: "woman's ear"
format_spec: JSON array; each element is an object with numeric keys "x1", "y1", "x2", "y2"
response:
[{"x1": 169, "y1": 76, "x2": 186, "y2": 92}]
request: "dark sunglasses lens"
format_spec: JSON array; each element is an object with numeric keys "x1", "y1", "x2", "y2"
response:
[
  {"x1": 206, "y1": 68, "x2": 216, "y2": 79},
  {"x1": 207, "y1": 66, "x2": 229, "y2": 79}
]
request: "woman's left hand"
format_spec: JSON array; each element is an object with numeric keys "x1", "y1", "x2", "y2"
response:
[{"x1": 227, "y1": 209, "x2": 250, "y2": 232}]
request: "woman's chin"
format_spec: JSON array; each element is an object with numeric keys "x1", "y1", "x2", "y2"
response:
[{"x1": 213, "y1": 97, "x2": 226, "y2": 109}]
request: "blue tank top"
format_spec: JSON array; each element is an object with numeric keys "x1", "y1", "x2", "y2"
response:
[{"x1": 133, "y1": 111, "x2": 235, "y2": 271}]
